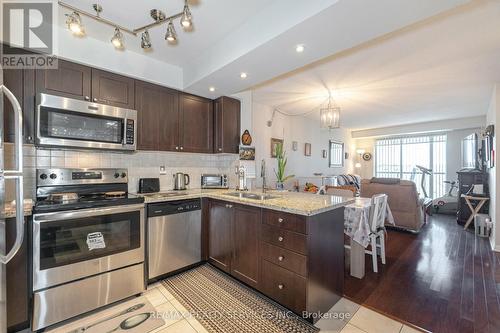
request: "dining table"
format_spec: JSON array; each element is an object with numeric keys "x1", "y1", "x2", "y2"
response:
[{"x1": 344, "y1": 197, "x2": 395, "y2": 279}]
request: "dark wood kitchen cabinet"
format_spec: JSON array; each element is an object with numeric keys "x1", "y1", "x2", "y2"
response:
[
  {"x1": 3, "y1": 68, "x2": 35, "y2": 144},
  {"x1": 207, "y1": 200, "x2": 261, "y2": 288},
  {"x1": 214, "y1": 96, "x2": 241, "y2": 154},
  {"x1": 6, "y1": 217, "x2": 29, "y2": 332},
  {"x1": 91, "y1": 68, "x2": 135, "y2": 109},
  {"x1": 179, "y1": 94, "x2": 214, "y2": 153},
  {"x1": 135, "y1": 81, "x2": 179, "y2": 151},
  {"x1": 36, "y1": 60, "x2": 134, "y2": 109},
  {"x1": 36, "y1": 59, "x2": 91, "y2": 101},
  {"x1": 208, "y1": 201, "x2": 233, "y2": 273}
]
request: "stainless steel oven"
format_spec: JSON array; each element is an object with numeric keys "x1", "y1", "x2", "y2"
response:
[
  {"x1": 32, "y1": 204, "x2": 145, "y2": 330},
  {"x1": 36, "y1": 93, "x2": 137, "y2": 151}
]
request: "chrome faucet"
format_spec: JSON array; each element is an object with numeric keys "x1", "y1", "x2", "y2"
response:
[{"x1": 261, "y1": 159, "x2": 266, "y2": 194}]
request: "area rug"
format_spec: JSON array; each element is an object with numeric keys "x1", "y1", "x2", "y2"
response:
[
  {"x1": 162, "y1": 264, "x2": 319, "y2": 333},
  {"x1": 47, "y1": 296, "x2": 165, "y2": 333}
]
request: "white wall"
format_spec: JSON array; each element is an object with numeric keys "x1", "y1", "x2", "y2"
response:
[
  {"x1": 486, "y1": 85, "x2": 499, "y2": 251},
  {"x1": 249, "y1": 101, "x2": 353, "y2": 188}
]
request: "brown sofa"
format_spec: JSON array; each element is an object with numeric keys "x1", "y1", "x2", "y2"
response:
[{"x1": 360, "y1": 178, "x2": 426, "y2": 233}]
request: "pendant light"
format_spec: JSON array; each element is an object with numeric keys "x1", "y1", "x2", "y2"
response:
[
  {"x1": 66, "y1": 12, "x2": 84, "y2": 36},
  {"x1": 180, "y1": 1, "x2": 192, "y2": 28},
  {"x1": 141, "y1": 30, "x2": 152, "y2": 49},
  {"x1": 111, "y1": 28, "x2": 124, "y2": 49},
  {"x1": 320, "y1": 95, "x2": 341, "y2": 130},
  {"x1": 165, "y1": 20, "x2": 177, "y2": 42}
]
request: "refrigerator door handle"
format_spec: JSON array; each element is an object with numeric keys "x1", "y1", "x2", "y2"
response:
[{"x1": 0, "y1": 85, "x2": 24, "y2": 264}]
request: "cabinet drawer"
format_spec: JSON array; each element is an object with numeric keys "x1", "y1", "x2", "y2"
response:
[
  {"x1": 261, "y1": 242, "x2": 307, "y2": 276},
  {"x1": 261, "y1": 260, "x2": 306, "y2": 314},
  {"x1": 263, "y1": 209, "x2": 307, "y2": 234},
  {"x1": 261, "y1": 223, "x2": 307, "y2": 255}
]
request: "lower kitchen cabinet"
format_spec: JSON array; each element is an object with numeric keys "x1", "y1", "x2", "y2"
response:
[
  {"x1": 6, "y1": 217, "x2": 29, "y2": 332},
  {"x1": 206, "y1": 199, "x2": 345, "y2": 324},
  {"x1": 207, "y1": 200, "x2": 260, "y2": 288}
]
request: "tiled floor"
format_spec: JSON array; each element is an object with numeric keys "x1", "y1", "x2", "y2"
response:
[
  {"x1": 25, "y1": 281, "x2": 422, "y2": 333},
  {"x1": 141, "y1": 282, "x2": 422, "y2": 333}
]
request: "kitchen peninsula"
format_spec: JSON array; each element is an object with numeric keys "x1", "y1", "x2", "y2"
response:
[{"x1": 141, "y1": 190, "x2": 354, "y2": 323}]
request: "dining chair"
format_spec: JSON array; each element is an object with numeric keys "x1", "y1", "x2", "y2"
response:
[{"x1": 365, "y1": 193, "x2": 388, "y2": 273}]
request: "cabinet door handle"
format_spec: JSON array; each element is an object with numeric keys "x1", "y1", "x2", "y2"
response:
[
  {"x1": 93, "y1": 97, "x2": 98, "y2": 102},
  {"x1": 278, "y1": 236, "x2": 284, "y2": 242},
  {"x1": 278, "y1": 218, "x2": 284, "y2": 223},
  {"x1": 278, "y1": 255, "x2": 284, "y2": 262},
  {"x1": 218, "y1": 148, "x2": 222, "y2": 152},
  {"x1": 278, "y1": 284, "x2": 284, "y2": 290},
  {"x1": 226, "y1": 204, "x2": 233, "y2": 209},
  {"x1": 180, "y1": 147, "x2": 184, "y2": 150},
  {"x1": 84, "y1": 96, "x2": 90, "y2": 101},
  {"x1": 175, "y1": 146, "x2": 179, "y2": 150}
]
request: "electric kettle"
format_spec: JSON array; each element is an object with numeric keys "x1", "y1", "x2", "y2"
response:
[{"x1": 173, "y1": 172, "x2": 190, "y2": 190}]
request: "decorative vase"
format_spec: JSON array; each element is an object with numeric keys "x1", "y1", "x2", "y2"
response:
[
  {"x1": 241, "y1": 130, "x2": 252, "y2": 146},
  {"x1": 276, "y1": 181, "x2": 284, "y2": 191}
]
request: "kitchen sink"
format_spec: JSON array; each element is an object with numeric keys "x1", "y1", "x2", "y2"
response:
[{"x1": 223, "y1": 192, "x2": 279, "y2": 200}]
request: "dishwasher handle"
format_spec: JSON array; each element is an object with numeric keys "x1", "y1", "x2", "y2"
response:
[{"x1": 147, "y1": 199, "x2": 201, "y2": 217}]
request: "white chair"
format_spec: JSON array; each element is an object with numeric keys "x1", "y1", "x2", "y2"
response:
[{"x1": 365, "y1": 194, "x2": 388, "y2": 273}]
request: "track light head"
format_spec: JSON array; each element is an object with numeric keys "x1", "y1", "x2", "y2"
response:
[
  {"x1": 180, "y1": 3, "x2": 192, "y2": 29},
  {"x1": 165, "y1": 20, "x2": 177, "y2": 43},
  {"x1": 141, "y1": 30, "x2": 152, "y2": 49},
  {"x1": 111, "y1": 28, "x2": 124, "y2": 49},
  {"x1": 66, "y1": 12, "x2": 84, "y2": 36}
]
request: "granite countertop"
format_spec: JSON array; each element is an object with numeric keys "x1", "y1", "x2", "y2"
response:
[
  {"x1": 137, "y1": 189, "x2": 354, "y2": 216},
  {"x1": 5, "y1": 199, "x2": 34, "y2": 218}
]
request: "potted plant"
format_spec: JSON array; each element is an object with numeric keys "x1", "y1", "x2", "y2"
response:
[{"x1": 274, "y1": 142, "x2": 294, "y2": 190}]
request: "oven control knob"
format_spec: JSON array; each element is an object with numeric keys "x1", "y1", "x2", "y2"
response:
[
  {"x1": 40, "y1": 173, "x2": 47, "y2": 180},
  {"x1": 49, "y1": 173, "x2": 57, "y2": 179},
  {"x1": 114, "y1": 173, "x2": 120, "y2": 178},
  {"x1": 121, "y1": 172, "x2": 127, "y2": 178}
]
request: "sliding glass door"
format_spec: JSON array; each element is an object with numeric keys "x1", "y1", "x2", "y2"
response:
[{"x1": 375, "y1": 134, "x2": 447, "y2": 198}]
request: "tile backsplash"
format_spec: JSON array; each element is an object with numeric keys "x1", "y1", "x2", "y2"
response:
[{"x1": 5, "y1": 144, "x2": 239, "y2": 201}]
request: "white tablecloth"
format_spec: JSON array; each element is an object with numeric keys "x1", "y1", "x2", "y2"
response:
[{"x1": 344, "y1": 197, "x2": 395, "y2": 247}]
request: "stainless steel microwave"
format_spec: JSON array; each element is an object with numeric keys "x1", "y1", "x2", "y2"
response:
[{"x1": 36, "y1": 93, "x2": 137, "y2": 151}]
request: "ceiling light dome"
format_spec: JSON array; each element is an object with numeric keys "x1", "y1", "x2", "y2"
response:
[
  {"x1": 180, "y1": 1, "x2": 192, "y2": 28},
  {"x1": 66, "y1": 12, "x2": 84, "y2": 36},
  {"x1": 165, "y1": 20, "x2": 177, "y2": 42},
  {"x1": 111, "y1": 28, "x2": 124, "y2": 49}
]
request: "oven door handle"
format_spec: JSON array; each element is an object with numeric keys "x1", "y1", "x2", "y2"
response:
[{"x1": 33, "y1": 203, "x2": 145, "y2": 223}]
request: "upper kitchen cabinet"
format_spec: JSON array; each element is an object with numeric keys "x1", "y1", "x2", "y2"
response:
[
  {"x1": 179, "y1": 93, "x2": 214, "y2": 153},
  {"x1": 4, "y1": 68, "x2": 35, "y2": 144},
  {"x1": 36, "y1": 59, "x2": 91, "y2": 101},
  {"x1": 135, "y1": 81, "x2": 179, "y2": 151},
  {"x1": 91, "y1": 68, "x2": 135, "y2": 109},
  {"x1": 214, "y1": 96, "x2": 241, "y2": 154}
]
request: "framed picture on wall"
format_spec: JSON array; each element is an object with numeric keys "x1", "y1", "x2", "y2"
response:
[
  {"x1": 271, "y1": 138, "x2": 284, "y2": 158},
  {"x1": 304, "y1": 143, "x2": 311, "y2": 156}
]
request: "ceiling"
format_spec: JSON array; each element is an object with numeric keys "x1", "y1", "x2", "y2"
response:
[
  {"x1": 252, "y1": 0, "x2": 500, "y2": 130},
  {"x1": 58, "y1": 0, "x2": 273, "y2": 67},
  {"x1": 57, "y1": 0, "x2": 470, "y2": 100}
]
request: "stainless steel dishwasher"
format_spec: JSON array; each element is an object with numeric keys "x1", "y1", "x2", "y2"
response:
[{"x1": 147, "y1": 199, "x2": 201, "y2": 280}]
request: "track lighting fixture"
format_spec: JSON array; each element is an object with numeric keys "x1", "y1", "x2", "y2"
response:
[
  {"x1": 66, "y1": 12, "x2": 84, "y2": 36},
  {"x1": 111, "y1": 28, "x2": 124, "y2": 49},
  {"x1": 180, "y1": 1, "x2": 193, "y2": 29},
  {"x1": 59, "y1": 1, "x2": 195, "y2": 51},
  {"x1": 141, "y1": 30, "x2": 152, "y2": 49},
  {"x1": 165, "y1": 20, "x2": 177, "y2": 43}
]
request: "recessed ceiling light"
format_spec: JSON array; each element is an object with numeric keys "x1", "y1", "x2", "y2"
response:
[
  {"x1": 295, "y1": 44, "x2": 305, "y2": 53},
  {"x1": 209, "y1": 87, "x2": 215, "y2": 92},
  {"x1": 240, "y1": 72, "x2": 248, "y2": 79}
]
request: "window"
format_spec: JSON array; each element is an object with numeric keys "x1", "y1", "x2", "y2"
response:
[
  {"x1": 375, "y1": 135, "x2": 447, "y2": 198},
  {"x1": 329, "y1": 141, "x2": 344, "y2": 167}
]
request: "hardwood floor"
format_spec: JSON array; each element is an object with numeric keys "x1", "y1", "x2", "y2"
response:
[{"x1": 344, "y1": 214, "x2": 500, "y2": 333}]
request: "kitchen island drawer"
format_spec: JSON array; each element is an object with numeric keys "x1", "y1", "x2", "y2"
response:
[
  {"x1": 261, "y1": 242, "x2": 307, "y2": 276},
  {"x1": 263, "y1": 209, "x2": 307, "y2": 234},
  {"x1": 260, "y1": 260, "x2": 306, "y2": 314},
  {"x1": 261, "y1": 223, "x2": 307, "y2": 255}
]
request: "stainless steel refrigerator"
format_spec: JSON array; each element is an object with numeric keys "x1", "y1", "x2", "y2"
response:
[{"x1": 0, "y1": 67, "x2": 25, "y2": 332}]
